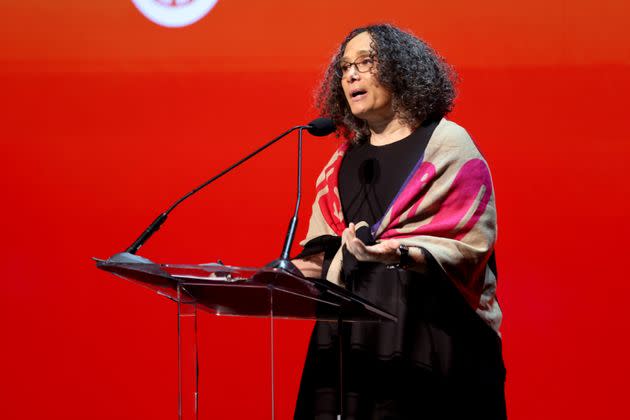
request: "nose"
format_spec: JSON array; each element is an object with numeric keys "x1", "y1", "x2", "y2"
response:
[{"x1": 346, "y1": 64, "x2": 360, "y2": 82}]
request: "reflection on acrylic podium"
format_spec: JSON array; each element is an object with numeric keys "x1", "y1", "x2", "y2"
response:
[{"x1": 96, "y1": 254, "x2": 396, "y2": 420}]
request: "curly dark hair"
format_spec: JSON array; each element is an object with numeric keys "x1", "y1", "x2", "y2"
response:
[{"x1": 316, "y1": 24, "x2": 458, "y2": 143}]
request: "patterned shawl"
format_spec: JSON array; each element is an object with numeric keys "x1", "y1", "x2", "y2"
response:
[{"x1": 300, "y1": 118, "x2": 502, "y2": 332}]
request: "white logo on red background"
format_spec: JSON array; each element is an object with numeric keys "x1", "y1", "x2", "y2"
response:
[{"x1": 132, "y1": 0, "x2": 219, "y2": 28}]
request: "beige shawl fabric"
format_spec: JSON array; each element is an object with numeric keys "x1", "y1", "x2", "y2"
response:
[{"x1": 301, "y1": 119, "x2": 502, "y2": 333}]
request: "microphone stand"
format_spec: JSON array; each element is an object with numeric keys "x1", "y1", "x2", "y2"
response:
[{"x1": 266, "y1": 127, "x2": 304, "y2": 275}]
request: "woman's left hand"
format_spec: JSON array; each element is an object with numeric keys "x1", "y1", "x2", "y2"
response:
[{"x1": 342, "y1": 222, "x2": 400, "y2": 265}]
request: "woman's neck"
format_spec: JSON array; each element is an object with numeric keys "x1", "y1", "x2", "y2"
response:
[{"x1": 368, "y1": 116, "x2": 412, "y2": 146}]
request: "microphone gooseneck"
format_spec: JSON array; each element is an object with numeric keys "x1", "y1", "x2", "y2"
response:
[
  {"x1": 267, "y1": 118, "x2": 335, "y2": 274},
  {"x1": 121, "y1": 118, "x2": 336, "y2": 268}
]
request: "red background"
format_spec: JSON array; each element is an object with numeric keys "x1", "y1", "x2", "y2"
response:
[{"x1": 1, "y1": 1, "x2": 629, "y2": 419}]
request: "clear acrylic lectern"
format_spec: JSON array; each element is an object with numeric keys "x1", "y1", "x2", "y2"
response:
[{"x1": 95, "y1": 253, "x2": 396, "y2": 420}]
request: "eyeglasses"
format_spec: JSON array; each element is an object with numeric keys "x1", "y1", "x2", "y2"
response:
[{"x1": 336, "y1": 55, "x2": 376, "y2": 77}]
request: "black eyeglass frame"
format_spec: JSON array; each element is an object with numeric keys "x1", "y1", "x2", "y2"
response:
[{"x1": 335, "y1": 54, "x2": 377, "y2": 77}]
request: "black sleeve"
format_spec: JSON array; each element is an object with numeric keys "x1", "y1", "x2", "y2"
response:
[
  {"x1": 293, "y1": 235, "x2": 341, "y2": 279},
  {"x1": 293, "y1": 235, "x2": 341, "y2": 259}
]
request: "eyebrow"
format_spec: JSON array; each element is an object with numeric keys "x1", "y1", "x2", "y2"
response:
[{"x1": 341, "y1": 50, "x2": 373, "y2": 62}]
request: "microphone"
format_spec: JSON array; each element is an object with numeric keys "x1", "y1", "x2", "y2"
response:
[
  {"x1": 110, "y1": 118, "x2": 336, "y2": 265},
  {"x1": 307, "y1": 117, "x2": 336, "y2": 137}
]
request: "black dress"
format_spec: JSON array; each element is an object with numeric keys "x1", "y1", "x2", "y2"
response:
[{"x1": 294, "y1": 122, "x2": 507, "y2": 420}]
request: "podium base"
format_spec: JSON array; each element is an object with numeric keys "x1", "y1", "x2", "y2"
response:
[{"x1": 107, "y1": 251, "x2": 155, "y2": 264}]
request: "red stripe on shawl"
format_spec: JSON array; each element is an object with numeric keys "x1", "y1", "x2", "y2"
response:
[
  {"x1": 315, "y1": 144, "x2": 348, "y2": 236},
  {"x1": 381, "y1": 158, "x2": 492, "y2": 240}
]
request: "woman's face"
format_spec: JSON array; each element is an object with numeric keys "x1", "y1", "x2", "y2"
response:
[{"x1": 340, "y1": 31, "x2": 394, "y2": 125}]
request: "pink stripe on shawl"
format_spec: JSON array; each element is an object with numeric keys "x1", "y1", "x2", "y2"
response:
[
  {"x1": 384, "y1": 161, "x2": 437, "y2": 230},
  {"x1": 381, "y1": 159, "x2": 492, "y2": 240}
]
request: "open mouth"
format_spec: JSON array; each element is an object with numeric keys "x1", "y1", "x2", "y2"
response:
[{"x1": 351, "y1": 89, "x2": 367, "y2": 99}]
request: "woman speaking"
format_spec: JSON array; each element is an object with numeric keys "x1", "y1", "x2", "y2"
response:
[{"x1": 293, "y1": 24, "x2": 506, "y2": 420}]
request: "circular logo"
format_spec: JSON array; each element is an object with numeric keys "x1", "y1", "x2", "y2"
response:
[{"x1": 131, "y1": 0, "x2": 219, "y2": 28}]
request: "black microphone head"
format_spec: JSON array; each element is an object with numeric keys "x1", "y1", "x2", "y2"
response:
[{"x1": 306, "y1": 118, "x2": 336, "y2": 137}]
